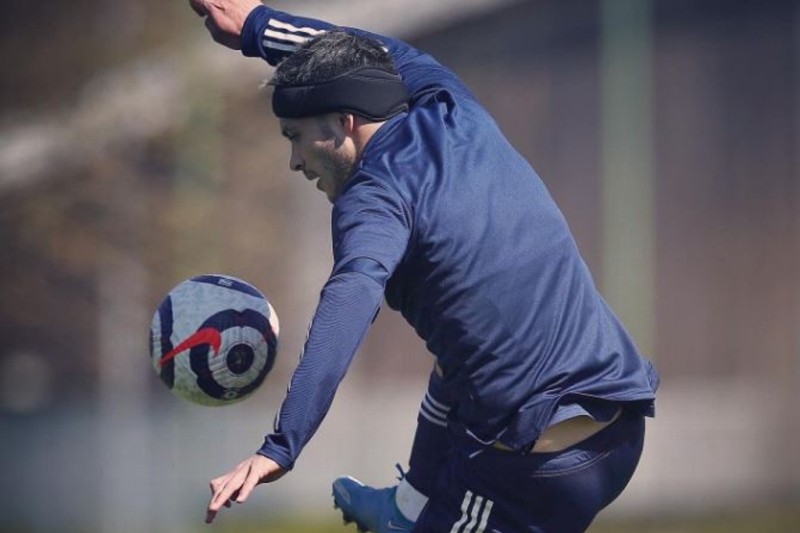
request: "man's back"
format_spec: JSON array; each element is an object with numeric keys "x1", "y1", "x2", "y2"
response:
[{"x1": 337, "y1": 87, "x2": 658, "y2": 447}]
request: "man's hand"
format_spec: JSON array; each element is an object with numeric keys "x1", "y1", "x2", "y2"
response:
[
  {"x1": 189, "y1": 0, "x2": 262, "y2": 50},
  {"x1": 205, "y1": 454, "x2": 287, "y2": 524}
]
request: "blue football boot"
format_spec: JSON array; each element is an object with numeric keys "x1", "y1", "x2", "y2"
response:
[{"x1": 332, "y1": 476, "x2": 415, "y2": 533}]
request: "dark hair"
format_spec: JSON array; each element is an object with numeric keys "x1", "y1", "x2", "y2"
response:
[{"x1": 269, "y1": 29, "x2": 399, "y2": 88}]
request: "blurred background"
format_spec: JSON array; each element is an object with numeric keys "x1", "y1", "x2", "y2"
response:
[{"x1": 1, "y1": 0, "x2": 799, "y2": 531}]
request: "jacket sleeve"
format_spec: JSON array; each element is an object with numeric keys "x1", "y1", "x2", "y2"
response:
[
  {"x1": 240, "y1": 4, "x2": 476, "y2": 102},
  {"x1": 258, "y1": 269, "x2": 385, "y2": 469},
  {"x1": 258, "y1": 174, "x2": 411, "y2": 469}
]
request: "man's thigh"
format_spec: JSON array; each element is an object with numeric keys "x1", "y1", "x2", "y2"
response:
[{"x1": 413, "y1": 413, "x2": 645, "y2": 533}]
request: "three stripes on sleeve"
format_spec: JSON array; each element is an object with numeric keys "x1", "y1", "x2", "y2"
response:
[{"x1": 262, "y1": 17, "x2": 324, "y2": 54}]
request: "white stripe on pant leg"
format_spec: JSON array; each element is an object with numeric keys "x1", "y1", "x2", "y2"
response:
[
  {"x1": 419, "y1": 408, "x2": 448, "y2": 427},
  {"x1": 462, "y1": 495, "x2": 484, "y2": 533},
  {"x1": 449, "y1": 491, "x2": 494, "y2": 533},
  {"x1": 423, "y1": 395, "x2": 449, "y2": 419},
  {"x1": 426, "y1": 392, "x2": 450, "y2": 412},
  {"x1": 476, "y1": 499, "x2": 493, "y2": 533},
  {"x1": 449, "y1": 490, "x2": 474, "y2": 533}
]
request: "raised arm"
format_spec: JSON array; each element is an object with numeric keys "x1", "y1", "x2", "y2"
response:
[{"x1": 192, "y1": 0, "x2": 475, "y2": 102}]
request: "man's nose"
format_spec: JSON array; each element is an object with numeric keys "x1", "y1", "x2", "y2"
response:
[{"x1": 289, "y1": 150, "x2": 303, "y2": 172}]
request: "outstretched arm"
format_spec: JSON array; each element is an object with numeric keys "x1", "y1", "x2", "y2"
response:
[{"x1": 204, "y1": 267, "x2": 387, "y2": 524}]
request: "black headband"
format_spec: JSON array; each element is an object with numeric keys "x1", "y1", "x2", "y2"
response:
[{"x1": 272, "y1": 66, "x2": 410, "y2": 121}]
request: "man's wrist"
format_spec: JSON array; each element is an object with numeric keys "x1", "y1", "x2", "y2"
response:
[
  {"x1": 241, "y1": 4, "x2": 271, "y2": 57},
  {"x1": 257, "y1": 437, "x2": 295, "y2": 471}
]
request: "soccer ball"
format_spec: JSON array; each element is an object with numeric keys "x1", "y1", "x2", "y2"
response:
[{"x1": 149, "y1": 274, "x2": 279, "y2": 406}]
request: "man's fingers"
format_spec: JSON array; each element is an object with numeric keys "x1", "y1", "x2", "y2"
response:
[
  {"x1": 204, "y1": 17, "x2": 228, "y2": 45},
  {"x1": 205, "y1": 456, "x2": 283, "y2": 523},
  {"x1": 203, "y1": 17, "x2": 241, "y2": 49},
  {"x1": 206, "y1": 469, "x2": 246, "y2": 523},
  {"x1": 204, "y1": 17, "x2": 220, "y2": 39},
  {"x1": 191, "y1": 0, "x2": 248, "y2": 51},
  {"x1": 209, "y1": 474, "x2": 229, "y2": 494},
  {"x1": 235, "y1": 466, "x2": 261, "y2": 503},
  {"x1": 210, "y1": 478, "x2": 238, "y2": 510},
  {"x1": 189, "y1": 0, "x2": 207, "y2": 17}
]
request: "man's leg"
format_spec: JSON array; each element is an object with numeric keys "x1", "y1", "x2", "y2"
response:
[
  {"x1": 414, "y1": 412, "x2": 646, "y2": 533},
  {"x1": 332, "y1": 368, "x2": 452, "y2": 532},
  {"x1": 332, "y1": 475, "x2": 415, "y2": 533}
]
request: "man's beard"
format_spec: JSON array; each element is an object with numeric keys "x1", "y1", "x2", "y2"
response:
[{"x1": 323, "y1": 147, "x2": 355, "y2": 199}]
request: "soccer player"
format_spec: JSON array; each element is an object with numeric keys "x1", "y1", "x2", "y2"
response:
[{"x1": 189, "y1": 1, "x2": 660, "y2": 532}]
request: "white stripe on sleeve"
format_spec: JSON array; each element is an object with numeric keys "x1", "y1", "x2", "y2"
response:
[
  {"x1": 265, "y1": 28, "x2": 311, "y2": 44},
  {"x1": 263, "y1": 40, "x2": 299, "y2": 53},
  {"x1": 267, "y1": 18, "x2": 325, "y2": 37}
]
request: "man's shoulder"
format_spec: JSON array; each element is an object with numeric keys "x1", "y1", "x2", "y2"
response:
[{"x1": 366, "y1": 89, "x2": 486, "y2": 158}]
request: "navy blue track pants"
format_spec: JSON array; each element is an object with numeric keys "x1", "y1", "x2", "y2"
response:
[{"x1": 414, "y1": 411, "x2": 646, "y2": 533}]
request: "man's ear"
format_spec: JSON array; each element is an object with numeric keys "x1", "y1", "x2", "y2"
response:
[{"x1": 337, "y1": 112, "x2": 356, "y2": 135}]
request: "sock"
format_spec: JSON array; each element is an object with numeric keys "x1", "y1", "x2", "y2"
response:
[{"x1": 395, "y1": 477, "x2": 428, "y2": 522}]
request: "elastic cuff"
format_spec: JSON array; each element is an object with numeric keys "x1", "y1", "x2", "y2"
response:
[
  {"x1": 241, "y1": 4, "x2": 272, "y2": 58},
  {"x1": 395, "y1": 477, "x2": 428, "y2": 522},
  {"x1": 257, "y1": 441, "x2": 295, "y2": 471}
]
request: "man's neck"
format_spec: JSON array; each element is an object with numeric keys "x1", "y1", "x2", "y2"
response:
[{"x1": 352, "y1": 118, "x2": 387, "y2": 160}]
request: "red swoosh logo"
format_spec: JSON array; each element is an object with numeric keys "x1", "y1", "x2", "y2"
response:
[{"x1": 159, "y1": 327, "x2": 222, "y2": 367}]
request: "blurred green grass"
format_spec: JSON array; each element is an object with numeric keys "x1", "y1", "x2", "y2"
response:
[
  {"x1": 217, "y1": 505, "x2": 800, "y2": 533},
  {"x1": 5, "y1": 505, "x2": 798, "y2": 533}
]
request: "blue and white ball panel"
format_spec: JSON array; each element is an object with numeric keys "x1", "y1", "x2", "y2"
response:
[
  {"x1": 186, "y1": 308, "x2": 275, "y2": 404},
  {"x1": 150, "y1": 274, "x2": 279, "y2": 406}
]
